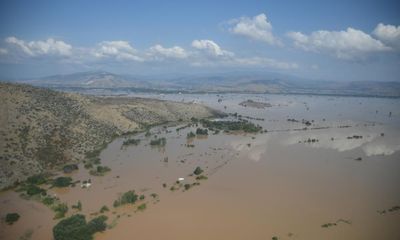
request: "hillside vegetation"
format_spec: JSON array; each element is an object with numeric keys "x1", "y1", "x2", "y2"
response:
[{"x1": 0, "y1": 82, "x2": 218, "y2": 189}]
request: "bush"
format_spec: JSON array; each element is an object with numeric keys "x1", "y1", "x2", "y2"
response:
[
  {"x1": 26, "y1": 185, "x2": 46, "y2": 196},
  {"x1": 186, "y1": 131, "x2": 196, "y2": 138},
  {"x1": 42, "y1": 196, "x2": 56, "y2": 206},
  {"x1": 89, "y1": 165, "x2": 111, "y2": 176},
  {"x1": 53, "y1": 203, "x2": 68, "y2": 219},
  {"x1": 100, "y1": 205, "x2": 109, "y2": 213},
  {"x1": 184, "y1": 184, "x2": 191, "y2": 190},
  {"x1": 53, "y1": 214, "x2": 103, "y2": 240},
  {"x1": 26, "y1": 174, "x2": 47, "y2": 185},
  {"x1": 72, "y1": 201, "x2": 82, "y2": 211},
  {"x1": 195, "y1": 175, "x2": 208, "y2": 180},
  {"x1": 137, "y1": 203, "x2": 146, "y2": 211},
  {"x1": 196, "y1": 128, "x2": 208, "y2": 135},
  {"x1": 5, "y1": 213, "x2": 20, "y2": 225},
  {"x1": 193, "y1": 166, "x2": 203, "y2": 175},
  {"x1": 150, "y1": 137, "x2": 166, "y2": 146},
  {"x1": 114, "y1": 190, "x2": 138, "y2": 207},
  {"x1": 52, "y1": 177, "x2": 72, "y2": 188},
  {"x1": 87, "y1": 215, "x2": 108, "y2": 233},
  {"x1": 122, "y1": 139, "x2": 141, "y2": 146}
]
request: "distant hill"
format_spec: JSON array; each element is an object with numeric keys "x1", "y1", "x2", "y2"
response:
[
  {"x1": 0, "y1": 82, "x2": 218, "y2": 189},
  {"x1": 5, "y1": 71, "x2": 400, "y2": 97}
]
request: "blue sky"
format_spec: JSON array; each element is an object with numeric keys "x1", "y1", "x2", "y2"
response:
[{"x1": 0, "y1": 0, "x2": 399, "y2": 81}]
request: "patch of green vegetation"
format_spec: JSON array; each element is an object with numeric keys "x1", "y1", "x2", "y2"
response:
[
  {"x1": 52, "y1": 177, "x2": 72, "y2": 188},
  {"x1": 150, "y1": 193, "x2": 158, "y2": 199},
  {"x1": 18, "y1": 229, "x2": 33, "y2": 240},
  {"x1": 186, "y1": 131, "x2": 196, "y2": 138},
  {"x1": 145, "y1": 131, "x2": 151, "y2": 137},
  {"x1": 122, "y1": 138, "x2": 141, "y2": 146},
  {"x1": 137, "y1": 203, "x2": 146, "y2": 211},
  {"x1": 53, "y1": 203, "x2": 68, "y2": 219},
  {"x1": 196, "y1": 128, "x2": 208, "y2": 135},
  {"x1": 42, "y1": 196, "x2": 56, "y2": 206},
  {"x1": 321, "y1": 223, "x2": 337, "y2": 228},
  {"x1": 113, "y1": 190, "x2": 138, "y2": 207},
  {"x1": 139, "y1": 195, "x2": 145, "y2": 200},
  {"x1": 272, "y1": 237, "x2": 278, "y2": 240},
  {"x1": 195, "y1": 175, "x2": 208, "y2": 180},
  {"x1": 89, "y1": 165, "x2": 111, "y2": 176},
  {"x1": 150, "y1": 137, "x2": 166, "y2": 146},
  {"x1": 5, "y1": 213, "x2": 20, "y2": 225},
  {"x1": 100, "y1": 205, "x2": 109, "y2": 213},
  {"x1": 72, "y1": 201, "x2": 82, "y2": 211},
  {"x1": 200, "y1": 119, "x2": 262, "y2": 133},
  {"x1": 193, "y1": 166, "x2": 204, "y2": 175},
  {"x1": 26, "y1": 174, "x2": 48, "y2": 185},
  {"x1": 53, "y1": 214, "x2": 108, "y2": 240},
  {"x1": 162, "y1": 183, "x2": 167, "y2": 188},
  {"x1": 25, "y1": 185, "x2": 47, "y2": 196},
  {"x1": 184, "y1": 184, "x2": 191, "y2": 190}
]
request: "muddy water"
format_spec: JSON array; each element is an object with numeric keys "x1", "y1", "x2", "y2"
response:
[{"x1": 1, "y1": 94, "x2": 400, "y2": 240}]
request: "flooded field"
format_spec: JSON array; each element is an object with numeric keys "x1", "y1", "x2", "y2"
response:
[{"x1": 1, "y1": 93, "x2": 400, "y2": 240}]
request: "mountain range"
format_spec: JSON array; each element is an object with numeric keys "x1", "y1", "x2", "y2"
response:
[{"x1": 3, "y1": 71, "x2": 400, "y2": 97}]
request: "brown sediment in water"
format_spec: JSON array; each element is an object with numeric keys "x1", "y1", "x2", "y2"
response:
[{"x1": 1, "y1": 94, "x2": 400, "y2": 240}]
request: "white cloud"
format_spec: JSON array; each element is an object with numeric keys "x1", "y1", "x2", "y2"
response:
[
  {"x1": 147, "y1": 44, "x2": 188, "y2": 60},
  {"x1": 373, "y1": 23, "x2": 400, "y2": 50},
  {"x1": 229, "y1": 13, "x2": 282, "y2": 46},
  {"x1": 0, "y1": 48, "x2": 7, "y2": 55},
  {"x1": 93, "y1": 40, "x2": 143, "y2": 61},
  {"x1": 5, "y1": 36, "x2": 72, "y2": 57},
  {"x1": 287, "y1": 28, "x2": 391, "y2": 59},
  {"x1": 234, "y1": 56, "x2": 298, "y2": 69},
  {"x1": 191, "y1": 39, "x2": 234, "y2": 58}
]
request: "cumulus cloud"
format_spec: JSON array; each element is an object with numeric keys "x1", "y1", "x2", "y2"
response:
[
  {"x1": 147, "y1": 44, "x2": 188, "y2": 60},
  {"x1": 287, "y1": 28, "x2": 391, "y2": 60},
  {"x1": 373, "y1": 23, "x2": 400, "y2": 50},
  {"x1": 5, "y1": 36, "x2": 72, "y2": 57},
  {"x1": 228, "y1": 13, "x2": 282, "y2": 46},
  {"x1": 92, "y1": 40, "x2": 143, "y2": 61},
  {"x1": 191, "y1": 39, "x2": 234, "y2": 58}
]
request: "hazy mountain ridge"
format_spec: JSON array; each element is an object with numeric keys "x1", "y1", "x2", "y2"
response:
[{"x1": 5, "y1": 71, "x2": 400, "y2": 97}]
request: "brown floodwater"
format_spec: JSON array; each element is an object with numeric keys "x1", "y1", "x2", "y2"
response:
[{"x1": 1, "y1": 94, "x2": 399, "y2": 240}]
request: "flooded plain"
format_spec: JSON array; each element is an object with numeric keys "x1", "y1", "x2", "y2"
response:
[{"x1": 1, "y1": 93, "x2": 400, "y2": 240}]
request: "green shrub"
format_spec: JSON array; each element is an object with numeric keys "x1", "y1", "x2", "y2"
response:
[
  {"x1": 87, "y1": 215, "x2": 108, "y2": 233},
  {"x1": 100, "y1": 205, "x2": 109, "y2": 213},
  {"x1": 72, "y1": 201, "x2": 82, "y2": 211},
  {"x1": 195, "y1": 175, "x2": 208, "y2": 180},
  {"x1": 114, "y1": 190, "x2": 138, "y2": 207},
  {"x1": 150, "y1": 137, "x2": 166, "y2": 146},
  {"x1": 137, "y1": 203, "x2": 146, "y2": 211},
  {"x1": 122, "y1": 139, "x2": 141, "y2": 146},
  {"x1": 42, "y1": 196, "x2": 56, "y2": 206},
  {"x1": 26, "y1": 174, "x2": 48, "y2": 185},
  {"x1": 193, "y1": 166, "x2": 203, "y2": 175},
  {"x1": 26, "y1": 185, "x2": 46, "y2": 196},
  {"x1": 5, "y1": 213, "x2": 20, "y2": 225},
  {"x1": 186, "y1": 131, "x2": 196, "y2": 138},
  {"x1": 184, "y1": 184, "x2": 191, "y2": 190},
  {"x1": 53, "y1": 214, "x2": 106, "y2": 240},
  {"x1": 53, "y1": 203, "x2": 68, "y2": 219},
  {"x1": 196, "y1": 128, "x2": 208, "y2": 135},
  {"x1": 52, "y1": 177, "x2": 72, "y2": 188}
]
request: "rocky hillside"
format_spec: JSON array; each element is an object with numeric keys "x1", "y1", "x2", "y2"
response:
[{"x1": 0, "y1": 82, "x2": 219, "y2": 189}]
